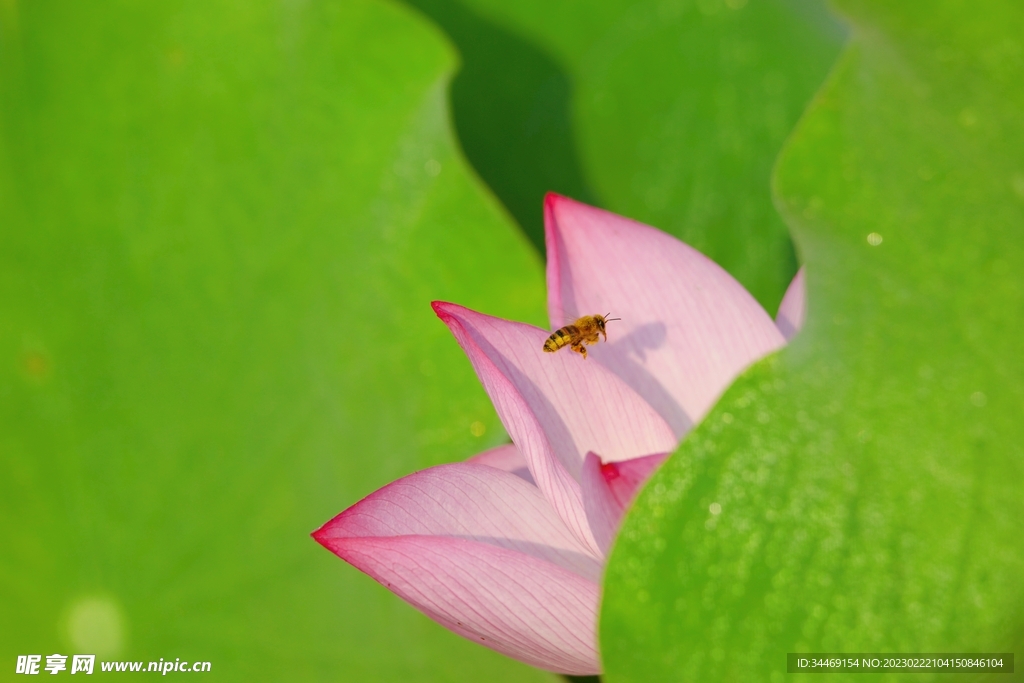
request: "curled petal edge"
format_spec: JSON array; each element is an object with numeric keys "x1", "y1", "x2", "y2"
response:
[{"x1": 581, "y1": 451, "x2": 670, "y2": 555}]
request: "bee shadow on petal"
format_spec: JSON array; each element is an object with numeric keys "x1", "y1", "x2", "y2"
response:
[{"x1": 593, "y1": 321, "x2": 692, "y2": 438}]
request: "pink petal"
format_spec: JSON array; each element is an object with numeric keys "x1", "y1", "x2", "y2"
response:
[
  {"x1": 545, "y1": 194, "x2": 785, "y2": 437},
  {"x1": 314, "y1": 462, "x2": 602, "y2": 580},
  {"x1": 433, "y1": 302, "x2": 677, "y2": 552},
  {"x1": 326, "y1": 536, "x2": 601, "y2": 675},
  {"x1": 467, "y1": 443, "x2": 534, "y2": 485},
  {"x1": 776, "y1": 266, "x2": 806, "y2": 340},
  {"x1": 580, "y1": 451, "x2": 669, "y2": 555}
]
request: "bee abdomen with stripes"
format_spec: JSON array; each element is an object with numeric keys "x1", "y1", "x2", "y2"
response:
[{"x1": 541, "y1": 314, "x2": 619, "y2": 360}]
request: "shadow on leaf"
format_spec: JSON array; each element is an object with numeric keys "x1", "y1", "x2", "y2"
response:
[{"x1": 401, "y1": 0, "x2": 598, "y2": 255}]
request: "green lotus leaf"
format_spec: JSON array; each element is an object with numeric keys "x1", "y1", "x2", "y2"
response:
[{"x1": 603, "y1": 2, "x2": 1024, "y2": 681}]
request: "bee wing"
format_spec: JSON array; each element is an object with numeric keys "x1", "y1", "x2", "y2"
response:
[
  {"x1": 560, "y1": 312, "x2": 584, "y2": 326},
  {"x1": 549, "y1": 314, "x2": 577, "y2": 330}
]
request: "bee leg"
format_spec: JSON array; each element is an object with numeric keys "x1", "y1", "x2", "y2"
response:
[{"x1": 572, "y1": 343, "x2": 588, "y2": 359}]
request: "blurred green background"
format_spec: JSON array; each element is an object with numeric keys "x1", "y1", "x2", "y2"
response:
[{"x1": 2, "y1": 0, "x2": 1020, "y2": 681}]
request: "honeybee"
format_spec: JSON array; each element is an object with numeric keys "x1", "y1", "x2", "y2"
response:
[{"x1": 542, "y1": 314, "x2": 620, "y2": 359}]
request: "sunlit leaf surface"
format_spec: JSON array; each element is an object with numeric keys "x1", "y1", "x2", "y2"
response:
[{"x1": 603, "y1": 2, "x2": 1024, "y2": 681}]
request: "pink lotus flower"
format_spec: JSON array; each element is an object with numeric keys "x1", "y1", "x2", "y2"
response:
[{"x1": 313, "y1": 195, "x2": 806, "y2": 675}]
